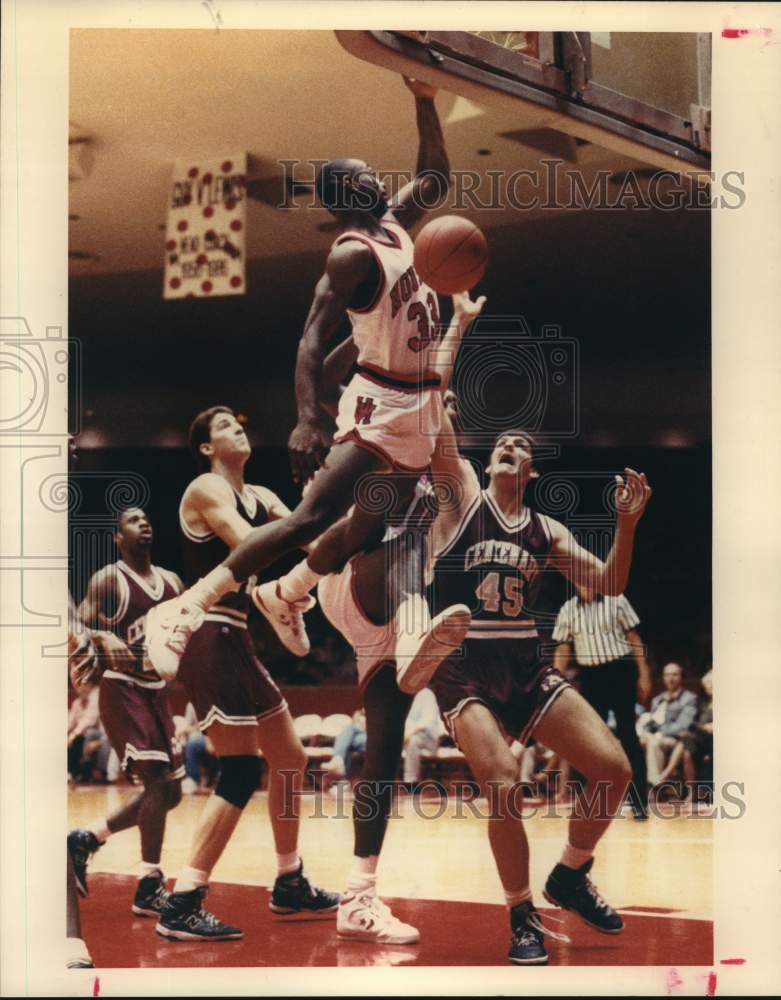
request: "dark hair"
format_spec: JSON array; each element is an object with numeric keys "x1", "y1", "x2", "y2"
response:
[
  {"x1": 492, "y1": 428, "x2": 539, "y2": 468},
  {"x1": 188, "y1": 405, "x2": 235, "y2": 471},
  {"x1": 316, "y1": 159, "x2": 356, "y2": 214},
  {"x1": 116, "y1": 507, "x2": 145, "y2": 532}
]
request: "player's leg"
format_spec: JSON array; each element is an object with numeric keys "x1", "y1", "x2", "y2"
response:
[
  {"x1": 338, "y1": 664, "x2": 419, "y2": 944},
  {"x1": 156, "y1": 722, "x2": 258, "y2": 941},
  {"x1": 146, "y1": 440, "x2": 385, "y2": 677},
  {"x1": 453, "y1": 701, "x2": 552, "y2": 965},
  {"x1": 256, "y1": 708, "x2": 339, "y2": 917},
  {"x1": 533, "y1": 687, "x2": 631, "y2": 933}
]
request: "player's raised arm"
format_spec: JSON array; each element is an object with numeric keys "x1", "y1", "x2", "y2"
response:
[
  {"x1": 184, "y1": 473, "x2": 257, "y2": 549},
  {"x1": 388, "y1": 77, "x2": 450, "y2": 231},
  {"x1": 288, "y1": 241, "x2": 374, "y2": 483},
  {"x1": 429, "y1": 291, "x2": 487, "y2": 392},
  {"x1": 546, "y1": 468, "x2": 652, "y2": 595}
]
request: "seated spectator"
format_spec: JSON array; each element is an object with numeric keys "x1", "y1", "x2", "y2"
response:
[
  {"x1": 322, "y1": 709, "x2": 367, "y2": 782},
  {"x1": 175, "y1": 702, "x2": 219, "y2": 794},
  {"x1": 513, "y1": 741, "x2": 570, "y2": 801},
  {"x1": 638, "y1": 662, "x2": 698, "y2": 788},
  {"x1": 656, "y1": 669, "x2": 713, "y2": 796},
  {"x1": 67, "y1": 683, "x2": 100, "y2": 782},
  {"x1": 403, "y1": 688, "x2": 443, "y2": 788}
]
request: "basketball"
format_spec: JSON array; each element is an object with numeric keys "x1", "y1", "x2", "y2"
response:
[{"x1": 413, "y1": 215, "x2": 487, "y2": 294}]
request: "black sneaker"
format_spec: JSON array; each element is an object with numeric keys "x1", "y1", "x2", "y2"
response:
[
  {"x1": 132, "y1": 869, "x2": 170, "y2": 917},
  {"x1": 269, "y1": 861, "x2": 340, "y2": 916},
  {"x1": 543, "y1": 858, "x2": 624, "y2": 934},
  {"x1": 155, "y1": 887, "x2": 243, "y2": 941},
  {"x1": 67, "y1": 829, "x2": 101, "y2": 897},
  {"x1": 66, "y1": 959, "x2": 95, "y2": 969},
  {"x1": 508, "y1": 901, "x2": 549, "y2": 965}
]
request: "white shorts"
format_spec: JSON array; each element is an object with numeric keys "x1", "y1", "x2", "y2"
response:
[
  {"x1": 334, "y1": 372, "x2": 443, "y2": 472},
  {"x1": 317, "y1": 556, "x2": 396, "y2": 689}
]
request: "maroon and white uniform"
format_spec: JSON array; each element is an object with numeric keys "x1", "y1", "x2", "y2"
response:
[
  {"x1": 318, "y1": 476, "x2": 437, "y2": 689},
  {"x1": 178, "y1": 485, "x2": 287, "y2": 731},
  {"x1": 98, "y1": 561, "x2": 184, "y2": 776},
  {"x1": 333, "y1": 216, "x2": 444, "y2": 472}
]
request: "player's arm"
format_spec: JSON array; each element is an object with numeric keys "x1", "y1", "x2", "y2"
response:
[
  {"x1": 74, "y1": 574, "x2": 135, "y2": 681},
  {"x1": 319, "y1": 334, "x2": 358, "y2": 419},
  {"x1": 552, "y1": 641, "x2": 573, "y2": 677},
  {"x1": 78, "y1": 566, "x2": 119, "y2": 628},
  {"x1": 388, "y1": 77, "x2": 450, "y2": 231},
  {"x1": 429, "y1": 408, "x2": 482, "y2": 557},
  {"x1": 545, "y1": 469, "x2": 652, "y2": 595},
  {"x1": 429, "y1": 291, "x2": 487, "y2": 391},
  {"x1": 288, "y1": 241, "x2": 374, "y2": 483},
  {"x1": 626, "y1": 627, "x2": 652, "y2": 703}
]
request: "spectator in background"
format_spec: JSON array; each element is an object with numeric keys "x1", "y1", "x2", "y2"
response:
[
  {"x1": 323, "y1": 709, "x2": 368, "y2": 782},
  {"x1": 552, "y1": 584, "x2": 652, "y2": 819},
  {"x1": 638, "y1": 662, "x2": 699, "y2": 788},
  {"x1": 403, "y1": 688, "x2": 442, "y2": 787},
  {"x1": 176, "y1": 702, "x2": 218, "y2": 794},
  {"x1": 67, "y1": 683, "x2": 100, "y2": 782},
  {"x1": 654, "y1": 669, "x2": 713, "y2": 796}
]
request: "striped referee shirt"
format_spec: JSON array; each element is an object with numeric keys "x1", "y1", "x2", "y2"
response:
[{"x1": 552, "y1": 594, "x2": 640, "y2": 666}]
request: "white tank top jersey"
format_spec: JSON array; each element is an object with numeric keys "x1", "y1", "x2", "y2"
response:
[{"x1": 334, "y1": 215, "x2": 442, "y2": 385}]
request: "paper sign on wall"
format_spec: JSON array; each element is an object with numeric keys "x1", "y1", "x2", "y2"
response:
[{"x1": 163, "y1": 153, "x2": 247, "y2": 299}]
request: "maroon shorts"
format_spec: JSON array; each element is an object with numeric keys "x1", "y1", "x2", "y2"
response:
[
  {"x1": 99, "y1": 674, "x2": 184, "y2": 777},
  {"x1": 430, "y1": 638, "x2": 571, "y2": 747},
  {"x1": 178, "y1": 619, "x2": 287, "y2": 731}
]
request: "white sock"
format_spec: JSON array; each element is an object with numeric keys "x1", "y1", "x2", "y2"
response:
[
  {"x1": 88, "y1": 820, "x2": 110, "y2": 844},
  {"x1": 278, "y1": 560, "x2": 321, "y2": 603},
  {"x1": 394, "y1": 594, "x2": 431, "y2": 640},
  {"x1": 276, "y1": 851, "x2": 301, "y2": 876},
  {"x1": 560, "y1": 843, "x2": 593, "y2": 870},
  {"x1": 65, "y1": 936, "x2": 92, "y2": 967},
  {"x1": 173, "y1": 866, "x2": 210, "y2": 893},
  {"x1": 140, "y1": 860, "x2": 163, "y2": 879},
  {"x1": 347, "y1": 854, "x2": 379, "y2": 892},
  {"x1": 504, "y1": 887, "x2": 533, "y2": 909},
  {"x1": 189, "y1": 567, "x2": 240, "y2": 612}
]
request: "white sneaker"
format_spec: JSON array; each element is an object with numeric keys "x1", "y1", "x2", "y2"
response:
[
  {"x1": 252, "y1": 581, "x2": 315, "y2": 657},
  {"x1": 337, "y1": 889, "x2": 420, "y2": 945},
  {"x1": 395, "y1": 604, "x2": 471, "y2": 695},
  {"x1": 144, "y1": 597, "x2": 205, "y2": 682}
]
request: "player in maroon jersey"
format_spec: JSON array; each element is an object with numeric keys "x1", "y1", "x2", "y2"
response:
[
  {"x1": 145, "y1": 77, "x2": 454, "y2": 685},
  {"x1": 153, "y1": 406, "x2": 338, "y2": 942},
  {"x1": 67, "y1": 508, "x2": 185, "y2": 920},
  {"x1": 428, "y1": 417, "x2": 652, "y2": 965}
]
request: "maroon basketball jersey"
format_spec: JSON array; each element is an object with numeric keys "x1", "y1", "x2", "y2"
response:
[
  {"x1": 102, "y1": 561, "x2": 182, "y2": 682},
  {"x1": 433, "y1": 491, "x2": 554, "y2": 640},
  {"x1": 179, "y1": 484, "x2": 269, "y2": 620}
]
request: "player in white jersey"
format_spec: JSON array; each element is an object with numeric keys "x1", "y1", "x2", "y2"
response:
[{"x1": 146, "y1": 77, "x2": 457, "y2": 685}]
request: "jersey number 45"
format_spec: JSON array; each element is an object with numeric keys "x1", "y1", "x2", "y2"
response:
[{"x1": 475, "y1": 571, "x2": 524, "y2": 618}]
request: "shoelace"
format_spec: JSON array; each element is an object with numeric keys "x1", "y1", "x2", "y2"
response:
[
  {"x1": 519, "y1": 911, "x2": 570, "y2": 945},
  {"x1": 582, "y1": 878, "x2": 609, "y2": 912}
]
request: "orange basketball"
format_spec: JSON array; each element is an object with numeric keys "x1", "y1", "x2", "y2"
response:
[{"x1": 413, "y1": 215, "x2": 487, "y2": 294}]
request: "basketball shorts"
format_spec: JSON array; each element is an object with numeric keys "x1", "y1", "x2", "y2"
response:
[
  {"x1": 318, "y1": 555, "x2": 396, "y2": 691},
  {"x1": 333, "y1": 372, "x2": 443, "y2": 472},
  {"x1": 178, "y1": 616, "x2": 287, "y2": 731},
  {"x1": 429, "y1": 638, "x2": 571, "y2": 748},
  {"x1": 99, "y1": 673, "x2": 184, "y2": 778}
]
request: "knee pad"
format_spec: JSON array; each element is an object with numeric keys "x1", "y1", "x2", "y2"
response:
[{"x1": 215, "y1": 755, "x2": 262, "y2": 809}]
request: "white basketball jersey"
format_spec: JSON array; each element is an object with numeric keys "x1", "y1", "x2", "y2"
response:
[{"x1": 334, "y1": 215, "x2": 442, "y2": 384}]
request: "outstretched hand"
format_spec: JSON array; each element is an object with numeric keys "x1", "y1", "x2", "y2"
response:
[
  {"x1": 403, "y1": 76, "x2": 437, "y2": 99},
  {"x1": 614, "y1": 468, "x2": 652, "y2": 525},
  {"x1": 452, "y1": 290, "x2": 487, "y2": 324}
]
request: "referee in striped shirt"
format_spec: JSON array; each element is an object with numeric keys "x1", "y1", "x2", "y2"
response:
[{"x1": 552, "y1": 584, "x2": 652, "y2": 819}]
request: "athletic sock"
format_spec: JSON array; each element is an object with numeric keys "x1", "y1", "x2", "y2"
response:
[
  {"x1": 65, "y1": 936, "x2": 92, "y2": 967},
  {"x1": 504, "y1": 887, "x2": 533, "y2": 909},
  {"x1": 346, "y1": 855, "x2": 379, "y2": 893},
  {"x1": 173, "y1": 866, "x2": 210, "y2": 893},
  {"x1": 560, "y1": 843, "x2": 594, "y2": 870},
  {"x1": 276, "y1": 851, "x2": 301, "y2": 877},
  {"x1": 189, "y1": 566, "x2": 240, "y2": 612},
  {"x1": 277, "y1": 560, "x2": 322, "y2": 603},
  {"x1": 140, "y1": 860, "x2": 163, "y2": 879},
  {"x1": 87, "y1": 820, "x2": 110, "y2": 844}
]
